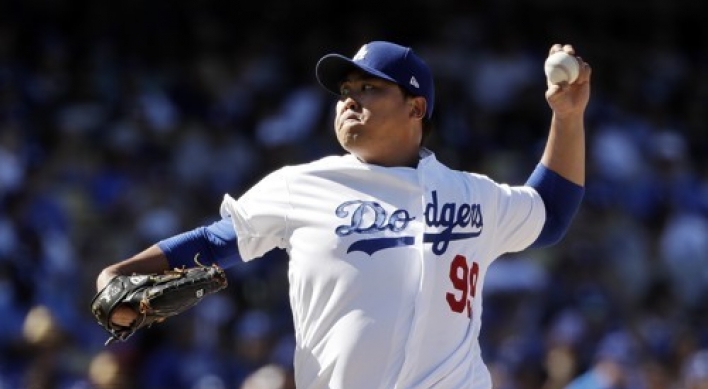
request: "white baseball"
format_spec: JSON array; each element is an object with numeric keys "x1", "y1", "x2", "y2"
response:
[{"x1": 544, "y1": 51, "x2": 580, "y2": 84}]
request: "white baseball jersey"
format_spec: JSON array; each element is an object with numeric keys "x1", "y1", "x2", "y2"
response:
[{"x1": 220, "y1": 149, "x2": 545, "y2": 389}]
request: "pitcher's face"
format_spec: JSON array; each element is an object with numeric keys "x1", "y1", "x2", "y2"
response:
[{"x1": 334, "y1": 72, "x2": 424, "y2": 167}]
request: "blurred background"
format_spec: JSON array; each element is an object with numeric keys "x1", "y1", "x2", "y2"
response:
[{"x1": 1, "y1": 0, "x2": 708, "y2": 388}]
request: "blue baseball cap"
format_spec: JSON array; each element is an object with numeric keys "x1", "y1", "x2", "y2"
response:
[{"x1": 315, "y1": 41, "x2": 435, "y2": 119}]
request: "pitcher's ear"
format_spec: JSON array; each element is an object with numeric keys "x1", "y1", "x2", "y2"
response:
[{"x1": 411, "y1": 97, "x2": 426, "y2": 119}]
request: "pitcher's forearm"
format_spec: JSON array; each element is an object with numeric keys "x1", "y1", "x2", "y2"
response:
[
  {"x1": 96, "y1": 245, "x2": 170, "y2": 291},
  {"x1": 540, "y1": 113, "x2": 585, "y2": 187}
]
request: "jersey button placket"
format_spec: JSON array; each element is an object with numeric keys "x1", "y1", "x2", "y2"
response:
[{"x1": 394, "y1": 162, "x2": 436, "y2": 388}]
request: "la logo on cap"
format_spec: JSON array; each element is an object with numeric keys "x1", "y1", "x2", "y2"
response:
[
  {"x1": 410, "y1": 76, "x2": 419, "y2": 89},
  {"x1": 353, "y1": 45, "x2": 368, "y2": 61}
]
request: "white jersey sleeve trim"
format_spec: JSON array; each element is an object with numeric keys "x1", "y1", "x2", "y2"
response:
[
  {"x1": 219, "y1": 169, "x2": 291, "y2": 261},
  {"x1": 489, "y1": 183, "x2": 546, "y2": 259}
]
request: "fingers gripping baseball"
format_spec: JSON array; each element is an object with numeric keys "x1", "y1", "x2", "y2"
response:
[{"x1": 545, "y1": 44, "x2": 591, "y2": 117}]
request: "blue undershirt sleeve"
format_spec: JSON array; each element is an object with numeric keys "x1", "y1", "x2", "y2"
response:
[
  {"x1": 157, "y1": 218, "x2": 241, "y2": 269},
  {"x1": 525, "y1": 164, "x2": 584, "y2": 248}
]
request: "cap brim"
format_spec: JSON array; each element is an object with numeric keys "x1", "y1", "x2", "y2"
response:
[{"x1": 315, "y1": 54, "x2": 398, "y2": 96}]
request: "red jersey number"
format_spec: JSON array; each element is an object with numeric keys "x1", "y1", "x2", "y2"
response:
[{"x1": 446, "y1": 255, "x2": 479, "y2": 318}]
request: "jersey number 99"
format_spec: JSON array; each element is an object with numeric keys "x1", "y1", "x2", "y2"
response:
[{"x1": 446, "y1": 255, "x2": 479, "y2": 318}]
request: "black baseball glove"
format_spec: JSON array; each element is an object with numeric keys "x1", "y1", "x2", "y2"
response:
[{"x1": 90, "y1": 265, "x2": 228, "y2": 345}]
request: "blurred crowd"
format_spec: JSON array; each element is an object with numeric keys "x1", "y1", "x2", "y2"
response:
[{"x1": 1, "y1": 0, "x2": 708, "y2": 388}]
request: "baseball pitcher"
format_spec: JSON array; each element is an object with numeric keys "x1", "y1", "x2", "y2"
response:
[{"x1": 92, "y1": 40, "x2": 591, "y2": 389}]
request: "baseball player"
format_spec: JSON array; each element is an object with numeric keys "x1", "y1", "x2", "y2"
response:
[{"x1": 96, "y1": 40, "x2": 591, "y2": 388}]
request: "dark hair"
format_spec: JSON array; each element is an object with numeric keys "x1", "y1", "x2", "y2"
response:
[{"x1": 400, "y1": 87, "x2": 434, "y2": 145}]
